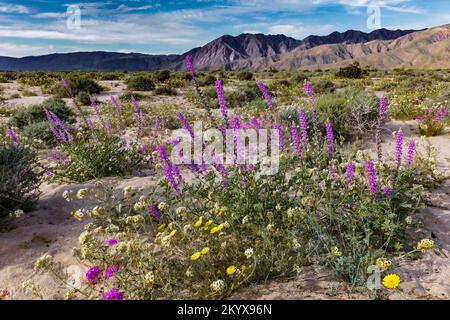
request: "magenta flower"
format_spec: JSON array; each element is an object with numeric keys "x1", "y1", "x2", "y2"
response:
[
  {"x1": 105, "y1": 119, "x2": 112, "y2": 137},
  {"x1": 274, "y1": 123, "x2": 284, "y2": 150},
  {"x1": 131, "y1": 96, "x2": 140, "y2": 114},
  {"x1": 257, "y1": 81, "x2": 273, "y2": 111},
  {"x1": 90, "y1": 96, "x2": 101, "y2": 118},
  {"x1": 148, "y1": 205, "x2": 164, "y2": 221},
  {"x1": 325, "y1": 122, "x2": 335, "y2": 159},
  {"x1": 215, "y1": 80, "x2": 228, "y2": 124},
  {"x1": 394, "y1": 130, "x2": 404, "y2": 167},
  {"x1": 345, "y1": 162, "x2": 355, "y2": 186},
  {"x1": 298, "y1": 109, "x2": 308, "y2": 145},
  {"x1": 85, "y1": 266, "x2": 102, "y2": 284},
  {"x1": 291, "y1": 127, "x2": 301, "y2": 158},
  {"x1": 105, "y1": 239, "x2": 118, "y2": 246},
  {"x1": 303, "y1": 80, "x2": 316, "y2": 105},
  {"x1": 177, "y1": 112, "x2": 194, "y2": 138},
  {"x1": 383, "y1": 187, "x2": 393, "y2": 198},
  {"x1": 250, "y1": 118, "x2": 261, "y2": 131},
  {"x1": 103, "y1": 288, "x2": 124, "y2": 301},
  {"x1": 185, "y1": 55, "x2": 195, "y2": 78},
  {"x1": 379, "y1": 96, "x2": 387, "y2": 123},
  {"x1": 6, "y1": 127, "x2": 18, "y2": 145},
  {"x1": 366, "y1": 160, "x2": 378, "y2": 196},
  {"x1": 406, "y1": 139, "x2": 415, "y2": 166},
  {"x1": 105, "y1": 265, "x2": 120, "y2": 279}
]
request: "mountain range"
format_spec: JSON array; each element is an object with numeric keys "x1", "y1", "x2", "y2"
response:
[{"x1": 0, "y1": 24, "x2": 449, "y2": 71}]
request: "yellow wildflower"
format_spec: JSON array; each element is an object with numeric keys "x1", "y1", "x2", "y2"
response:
[
  {"x1": 158, "y1": 224, "x2": 166, "y2": 230},
  {"x1": 191, "y1": 252, "x2": 201, "y2": 261},
  {"x1": 210, "y1": 227, "x2": 219, "y2": 234},
  {"x1": 201, "y1": 247, "x2": 210, "y2": 255},
  {"x1": 416, "y1": 239, "x2": 434, "y2": 252},
  {"x1": 376, "y1": 257, "x2": 392, "y2": 271},
  {"x1": 226, "y1": 265, "x2": 236, "y2": 275},
  {"x1": 205, "y1": 220, "x2": 213, "y2": 227},
  {"x1": 383, "y1": 274, "x2": 401, "y2": 289},
  {"x1": 169, "y1": 230, "x2": 177, "y2": 237},
  {"x1": 331, "y1": 246, "x2": 342, "y2": 257},
  {"x1": 194, "y1": 218, "x2": 203, "y2": 228}
]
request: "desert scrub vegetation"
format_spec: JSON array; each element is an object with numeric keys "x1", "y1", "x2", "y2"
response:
[
  {"x1": 0, "y1": 139, "x2": 42, "y2": 217},
  {"x1": 8, "y1": 97, "x2": 73, "y2": 146},
  {"x1": 416, "y1": 106, "x2": 449, "y2": 137},
  {"x1": 45, "y1": 93, "x2": 151, "y2": 183},
  {"x1": 30, "y1": 59, "x2": 444, "y2": 300},
  {"x1": 125, "y1": 74, "x2": 155, "y2": 91},
  {"x1": 315, "y1": 88, "x2": 379, "y2": 140},
  {"x1": 51, "y1": 75, "x2": 103, "y2": 98}
]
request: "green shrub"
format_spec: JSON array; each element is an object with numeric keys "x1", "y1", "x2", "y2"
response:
[
  {"x1": 236, "y1": 71, "x2": 254, "y2": 81},
  {"x1": 154, "y1": 70, "x2": 171, "y2": 83},
  {"x1": 9, "y1": 97, "x2": 72, "y2": 129},
  {"x1": 153, "y1": 86, "x2": 177, "y2": 96},
  {"x1": 316, "y1": 89, "x2": 379, "y2": 139},
  {"x1": 75, "y1": 92, "x2": 92, "y2": 106},
  {"x1": 51, "y1": 76, "x2": 103, "y2": 98},
  {"x1": 336, "y1": 62, "x2": 365, "y2": 79},
  {"x1": 119, "y1": 92, "x2": 146, "y2": 103},
  {"x1": 49, "y1": 132, "x2": 142, "y2": 183},
  {"x1": 311, "y1": 79, "x2": 336, "y2": 94},
  {"x1": 22, "y1": 121, "x2": 56, "y2": 145},
  {"x1": 125, "y1": 75, "x2": 155, "y2": 91},
  {"x1": 199, "y1": 74, "x2": 216, "y2": 87},
  {"x1": 0, "y1": 142, "x2": 42, "y2": 217}
]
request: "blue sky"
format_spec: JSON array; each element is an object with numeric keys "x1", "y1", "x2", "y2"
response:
[{"x1": 0, "y1": 0, "x2": 449, "y2": 57}]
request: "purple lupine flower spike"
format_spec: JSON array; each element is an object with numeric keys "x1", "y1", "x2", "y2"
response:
[
  {"x1": 215, "y1": 80, "x2": 228, "y2": 124},
  {"x1": 6, "y1": 127, "x2": 18, "y2": 145},
  {"x1": 274, "y1": 123, "x2": 284, "y2": 150},
  {"x1": 394, "y1": 130, "x2": 404, "y2": 168},
  {"x1": 105, "y1": 119, "x2": 112, "y2": 137},
  {"x1": 325, "y1": 122, "x2": 335, "y2": 159},
  {"x1": 298, "y1": 109, "x2": 308, "y2": 145},
  {"x1": 366, "y1": 160, "x2": 378, "y2": 196},
  {"x1": 291, "y1": 127, "x2": 301, "y2": 158},
  {"x1": 345, "y1": 162, "x2": 355, "y2": 186},
  {"x1": 250, "y1": 118, "x2": 261, "y2": 131},
  {"x1": 379, "y1": 96, "x2": 387, "y2": 123},
  {"x1": 131, "y1": 96, "x2": 140, "y2": 114},
  {"x1": 176, "y1": 112, "x2": 194, "y2": 138},
  {"x1": 406, "y1": 139, "x2": 415, "y2": 166},
  {"x1": 148, "y1": 205, "x2": 164, "y2": 221},
  {"x1": 303, "y1": 80, "x2": 316, "y2": 105},
  {"x1": 383, "y1": 187, "x2": 393, "y2": 198},
  {"x1": 257, "y1": 81, "x2": 273, "y2": 111},
  {"x1": 185, "y1": 54, "x2": 195, "y2": 78},
  {"x1": 60, "y1": 79, "x2": 72, "y2": 96}
]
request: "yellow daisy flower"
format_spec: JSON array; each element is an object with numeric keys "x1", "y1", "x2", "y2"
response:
[
  {"x1": 226, "y1": 265, "x2": 236, "y2": 275},
  {"x1": 201, "y1": 247, "x2": 210, "y2": 255},
  {"x1": 383, "y1": 274, "x2": 401, "y2": 289}
]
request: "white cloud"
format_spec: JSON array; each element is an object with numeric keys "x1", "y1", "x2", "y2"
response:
[
  {"x1": 0, "y1": 43, "x2": 55, "y2": 57},
  {"x1": 0, "y1": 3, "x2": 29, "y2": 14}
]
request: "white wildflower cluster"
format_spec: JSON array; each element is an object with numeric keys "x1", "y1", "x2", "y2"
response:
[
  {"x1": 210, "y1": 280, "x2": 225, "y2": 292},
  {"x1": 244, "y1": 248, "x2": 254, "y2": 259}
]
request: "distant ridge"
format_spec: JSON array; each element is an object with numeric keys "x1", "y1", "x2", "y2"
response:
[{"x1": 1, "y1": 26, "x2": 447, "y2": 71}]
